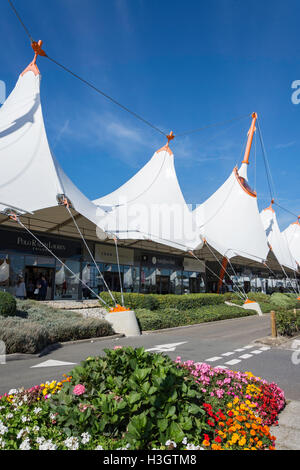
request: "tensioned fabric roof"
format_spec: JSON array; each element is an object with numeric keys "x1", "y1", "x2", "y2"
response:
[
  {"x1": 192, "y1": 161, "x2": 269, "y2": 264},
  {"x1": 0, "y1": 58, "x2": 108, "y2": 241},
  {"x1": 282, "y1": 219, "x2": 300, "y2": 268},
  {"x1": 93, "y1": 136, "x2": 203, "y2": 252},
  {"x1": 260, "y1": 204, "x2": 298, "y2": 272}
]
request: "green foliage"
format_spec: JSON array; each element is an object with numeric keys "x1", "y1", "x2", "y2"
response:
[
  {"x1": 0, "y1": 291, "x2": 17, "y2": 317},
  {"x1": 0, "y1": 300, "x2": 114, "y2": 354},
  {"x1": 134, "y1": 303, "x2": 254, "y2": 331},
  {"x1": 276, "y1": 310, "x2": 300, "y2": 336},
  {"x1": 270, "y1": 293, "x2": 299, "y2": 309},
  {"x1": 101, "y1": 291, "x2": 227, "y2": 311},
  {"x1": 49, "y1": 347, "x2": 207, "y2": 449}
]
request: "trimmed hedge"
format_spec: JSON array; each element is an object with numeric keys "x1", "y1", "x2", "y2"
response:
[
  {"x1": 0, "y1": 291, "x2": 17, "y2": 317},
  {"x1": 100, "y1": 291, "x2": 225, "y2": 311},
  {"x1": 276, "y1": 310, "x2": 300, "y2": 337},
  {"x1": 0, "y1": 300, "x2": 114, "y2": 354},
  {"x1": 135, "y1": 304, "x2": 256, "y2": 331}
]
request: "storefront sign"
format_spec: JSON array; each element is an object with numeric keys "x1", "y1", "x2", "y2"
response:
[
  {"x1": 141, "y1": 252, "x2": 183, "y2": 269},
  {"x1": 95, "y1": 244, "x2": 134, "y2": 266},
  {"x1": 183, "y1": 257, "x2": 206, "y2": 273},
  {"x1": 0, "y1": 229, "x2": 81, "y2": 258}
]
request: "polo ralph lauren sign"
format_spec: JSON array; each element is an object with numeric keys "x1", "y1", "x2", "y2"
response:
[{"x1": 0, "y1": 229, "x2": 81, "y2": 258}]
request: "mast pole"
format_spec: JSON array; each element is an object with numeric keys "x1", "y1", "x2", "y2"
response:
[{"x1": 242, "y1": 112, "x2": 258, "y2": 165}]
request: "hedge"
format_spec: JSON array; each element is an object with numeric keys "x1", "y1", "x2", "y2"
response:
[
  {"x1": 100, "y1": 291, "x2": 225, "y2": 311},
  {"x1": 135, "y1": 304, "x2": 256, "y2": 331},
  {"x1": 0, "y1": 291, "x2": 17, "y2": 317}
]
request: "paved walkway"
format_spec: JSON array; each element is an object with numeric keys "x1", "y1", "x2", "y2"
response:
[{"x1": 271, "y1": 401, "x2": 300, "y2": 450}]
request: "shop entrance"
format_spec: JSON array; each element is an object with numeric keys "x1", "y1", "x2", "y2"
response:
[
  {"x1": 25, "y1": 267, "x2": 55, "y2": 300},
  {"x1": 156, "y1": 275, "x2": 170, "y2": 294},
  {"x1": 103, "y1": 271, "x2": 124, "y2": 293}
]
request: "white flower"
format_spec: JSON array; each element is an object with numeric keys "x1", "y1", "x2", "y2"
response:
[
  {"x1": 19, "y1": 438, "x2": 31, "y2": 450},
  {"x1": 0, "y1": 437, "x2": 5, "y2": 449},
  {"x1": 0, "y1": 422, "x2": 8, "y2": 435},
  {"x1": 39, "y1": 439, "x2": 57, "y2": 451},
  {"x1": 21, "y1": 415, "x2": 30, "y2": 423},
  {"x1": 165, "y1": 440, "x2": 177, "y2": 448},
  {"x1": 34, "y1": 407, "x2": 42, "y2": 415},
  {"x1": 185, "y1": 443, "x2": 204, "y2": 450},
  {"x1": 36, "y1": 437, "x2": 46, "y2": 444},
  {"x1": 182, "y1": 437, "x2": 188, "y2": 445},
  {"x1": 95, "y1": 445, "x2": 104, "y2": 450},
  {"x1": 17, "y1": 429, "x2": 26, "y2": 439},
  {"x1": 8, "y1": 389, "x2": 18, "y2": 395},
  {"x1": 6, "y1": 413, "x2": 13, "y2": 419},
  {"x1": 64, "y1": 437, "x2": 79, "y2": 450},
  {"x1": 81, "y1": 432, "x2": 91, "y2": 444},
  {"x1": 50, "y1": 413, "x2": 57, "y2": 421},
  {"x1": 32, "y1": 426, "x2": 40, "y2": 432}
]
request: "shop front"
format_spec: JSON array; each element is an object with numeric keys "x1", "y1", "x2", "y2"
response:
[{"x1": 0, "y1": 228, "x2": 82, "y2": 300}]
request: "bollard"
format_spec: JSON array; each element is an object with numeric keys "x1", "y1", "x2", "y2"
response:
[{"x1": 270, "y1": 310, "x2": 277, "y2": 338}]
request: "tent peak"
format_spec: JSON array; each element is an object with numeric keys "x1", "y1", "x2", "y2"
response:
[
  {"x1": 292, "y1": 216, "x2": 300, "y2": 225},
  {"x1": 263, "y1": 199, "x2": 275, "y2": 212},
  {"x1": 21, "y1": 40, "x2": 47, "y2": 77},
  {"x1": 156, "y1": 131, "x2": 175, "y2": 156}
]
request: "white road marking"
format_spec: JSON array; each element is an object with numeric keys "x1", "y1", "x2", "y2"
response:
[
  {"x1": 215, "y1": 365, "x2": 228, "y2": 369},
  {"x1": 205, "y1": 356, "x2": 222, "y2": 362},
  {"x1": 234, "y1": 348, "x2": 245, "y2": 352},
  {"x1": 251, "y1": 350, "x2": 264, "y2": 355},
  {"x1": 239, "y1": 354, "x2": 253, "y2": 359},
  {"x1": 244, "y1": 345, "x2": 255, "y2": 349},
  {"x1": 225, "y1": 359, "x2": 241, "y2": 366},
  {"x1": 222, "y1": 352, "x2": 235, "y2": 356},
  {"x1": 146, "y1": 342, "x2": 187, "y2": 353},
  {"x1": 31, "y1": 360, "x2": 77, "y2": 368},
  {"x1": 259, "y1": 346, "x2": 271, "y2": 351}
]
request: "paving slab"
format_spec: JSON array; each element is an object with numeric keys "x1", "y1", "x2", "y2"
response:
[{"x1": 271, "y1": 401, "x2": 300, "y2": 450}]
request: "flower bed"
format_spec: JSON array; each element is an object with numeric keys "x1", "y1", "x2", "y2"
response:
[{"x1": 0, "y1": 348, "x2": 285, "y2": 450}]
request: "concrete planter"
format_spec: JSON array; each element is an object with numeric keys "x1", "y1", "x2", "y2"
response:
[{"x1": 105, "y1": 310, "x2": 141, "y2": 337}]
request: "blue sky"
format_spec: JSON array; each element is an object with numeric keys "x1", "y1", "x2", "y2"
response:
[{"x1": 1, "y1": 0, "x2": 299, "y2": 229}]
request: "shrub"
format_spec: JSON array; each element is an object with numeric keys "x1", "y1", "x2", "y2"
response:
[
  {"x1": 276, "y1": 310, "x2": 300, "y2": 336},
  {"x1": 0, "y1": 292, "x2": 17, "y2": 317},
  {"x1": 0, "y1": 300, "x2": 114, "y2": 354},
  {"x1": 135, "y1": 304, "x2": 255, "y2": 331},
  {"x1": 49, "y1": 347, "x2": 208, "y2": 449},
  {"x1": 101, "y1": 292, "x2": 226, "y2": 311},
  {"x1": 270, "y1": 293, "x2": 298, "y2": 309}
]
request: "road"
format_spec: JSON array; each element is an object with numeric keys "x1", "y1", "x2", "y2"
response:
[{"x1": 1, "y1": 314, "x2": 299, "y2": 400}]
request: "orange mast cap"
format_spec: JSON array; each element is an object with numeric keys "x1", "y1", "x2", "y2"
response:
[
  {"x1": 157, "y1": 131, "x2": 175, "y2": 156},
  {"x1": 242, "y1": 112, "x2": 258, "y2": 165},
  {"x1": 21, "y1": 40, "x2": 47, "y2": 77}
]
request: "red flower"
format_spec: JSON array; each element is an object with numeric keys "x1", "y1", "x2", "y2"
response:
[
  {"x1": 215, "y1": 436, "x2": 222, "y2": 443},
  {"x1": 204, "y1": 434, "x2": 210, "y2": 441}
]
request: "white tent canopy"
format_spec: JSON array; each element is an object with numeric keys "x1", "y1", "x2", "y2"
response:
[
  {"x1": 260, "y1": 204, "x2": 298, "y2": 272},
  {"x1": 192, "y1": 114, "x2": 269, "y2": 264},
  {"x1": 193, "y1": 162, "x2": 269, "y2": 263},
  {"x1": 282, "y1": 220, "x2": 300, "y2": 268},
  {"x1": 94, "y1": 137, "x2": 202, "y2": 252},
  {"x1": 0, "y1": 60, "x2": 108, "y2": 238}
]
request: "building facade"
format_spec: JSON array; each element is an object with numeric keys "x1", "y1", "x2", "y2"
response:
[{"x1": 0, "y1": 227, "x2": 206, "y2": 300}]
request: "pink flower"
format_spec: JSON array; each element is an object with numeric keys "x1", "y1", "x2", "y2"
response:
[
  {"x1": 113, "y1": 346, "x2": 123, "y2": 350},
  {"x1": 73, "y1": 384, "x2": 86, "y2": 396}
]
